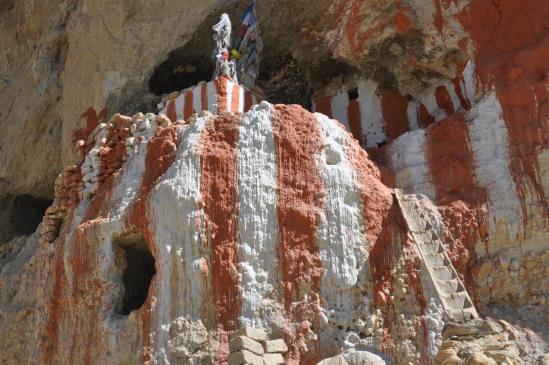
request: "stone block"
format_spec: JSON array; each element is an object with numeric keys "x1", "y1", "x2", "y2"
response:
[
  {"x1": 436, "y1": 348, "x2": 457, "y2": 363},
  {"x1": 265, "y1": 339, "x2": 288, "y2": 353},
  {"x1": 263, "y1": 353, "x2": 284, "y2": 365},
  {"x1": 230, "y1": 336, "x2": 264, "y2": 355},
  {"x1": 465, "y1": 352, "x2": 497, "y2": 365},
  {"x1": 229, "y1": 349, "x2": 264, "y2": 365},
  {"x1": 230, "y1": 326, "x2": 268, "y2": 343}
]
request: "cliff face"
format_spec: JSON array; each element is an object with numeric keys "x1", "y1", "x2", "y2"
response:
[{"x1": 0, "y1": 1, "x2": 547, "y2": 365}]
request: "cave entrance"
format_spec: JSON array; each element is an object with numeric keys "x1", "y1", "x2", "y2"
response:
[
  {"x1": 146, "y1": 1, "x2": 348, "y2": 111},
  {"x1": 0, "y1": 194, "x2": 52, "y2": 245},
  {"x1": 113, "y1": 233, "x2": 156, "y2": 315}
]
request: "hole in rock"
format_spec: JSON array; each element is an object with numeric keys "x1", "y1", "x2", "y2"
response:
[
  {"x1": 0, "y1": 194, "x2": 52, "y2": 244},
  {"x1": 113, "y1": 233, "x2": 156, "y2": 315},
  {"x1": 348, "y1": 88, "x2": 359, "y2": 100}
]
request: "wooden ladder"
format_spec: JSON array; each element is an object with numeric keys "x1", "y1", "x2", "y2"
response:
[{"x1": 394, "y1": 189, "x2": 478, "y2": 321}]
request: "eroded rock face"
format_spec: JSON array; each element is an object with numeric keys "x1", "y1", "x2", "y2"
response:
[
  {"x1": 0, "y1": 103, "x2": 396, "y2": 365},
  {"x1": 0, "y1": 0, "x2": 547, "y2": 364}
]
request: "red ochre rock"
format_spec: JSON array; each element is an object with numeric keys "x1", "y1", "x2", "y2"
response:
[
  {"x1": 1, "y1": 1, "x2": 548, "y2": 365},
  {"x1": 27, "y1": 100, "x2": 421, "y2": 365}
]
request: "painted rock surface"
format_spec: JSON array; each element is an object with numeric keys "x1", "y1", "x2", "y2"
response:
[
  {"x1": 0, "y1": 1, "x2": 548, "y2": 365},
  {"x1": 28, "y1": 102, "x2": 407, "y2": 365}
]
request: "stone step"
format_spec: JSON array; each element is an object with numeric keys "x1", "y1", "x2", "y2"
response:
[
  {"x1": 441, "y1": 292, "x2": 473, "y2": 310},
  {"x1": 229, "y1": 349, "x2": 264, "y2": 365},
  {"x1": 229, "y1": 326, "x2": 268, "y2": 343},
  {"x1": 423, "y1": 251, "x2": 450, "y2": 267},
  {"x1": 431, "y1": 265, "x2": 456, "y2": 281},
  {"x1": 412, "y1": 231, "x2": 433, "y2": 244},
  {"x1": 417, "y1": 242, "x2": 445, "y2": 255},
  {"x1": 229, "y1": 336, "x2": 264, "y2": 355},
  {"x1": 435, "y1": 277, "x2": 465, "y2": 295},
  {"x1": 446, "y1": 307, "x2": 479, "y2": 322}
]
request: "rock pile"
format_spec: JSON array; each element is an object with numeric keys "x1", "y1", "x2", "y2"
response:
[
  {"x1": 228, "y1": 327, "x2": 288, "y2": 365},
  {"x1": 435, "y1": 319, "x2": 522, "y2": 365},
  {"x1": 38, "y1": 164, "x2": 81, "y2": 244}
]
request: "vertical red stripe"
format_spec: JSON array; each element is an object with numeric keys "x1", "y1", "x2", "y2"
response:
[
  {"x1": 43, "y1": 215, "x2": 71, "y2": 365},
  {"x1": 424, "y1": 114, "x2": 488, "y2": 301},
  {"x1": 231, "y1": 84, "x2": 241, "y2": 112},
  {"x1": 271, "y1": 105, "x2": 324, "y2": 364},
  {"x1": 342, "y1": 120, "x2": 395, "y2": 358},
  {"x1": 74, "y1": 107, "x2": 107, "y2": 156},
  {"x1": 315, "y1": 95, "x2": 333, "y2": 118},
  {"x1": 201, "y1": 83, "x2": 208, "y2": 112},
  {"x1": 199, "y1": 114, "x2": 241, "y2": 362},
  {"x1": 461, "y1": 0, "x2": 549, "y2": 221},
  {"x1": 381, "y1": 89, "x2": 410, "y2": 140},
  {"x1": 128, "y1": 125, "x2": 179, "y2": 364},
  {"x1": 419, "y1": 103, "x2": 436, "y2": 128},
  {"x1": 435, "y1": 86, "x2": 455, "y2": 115},
  {"x1": 214, "y1": 76, "x2": 230, "y2": 113},
  {"x1": 167, "y1": 99, "x2": 177, "y2": 123},
  {"x1": 184, "y1": 91, "x2": 194, "y2": 119},
  {"x1": 244, "y1": 91, "x2": 253, "y2": 112},
  {"x1": 348, "y1": 99, "x2": 363, "y2": 146}
]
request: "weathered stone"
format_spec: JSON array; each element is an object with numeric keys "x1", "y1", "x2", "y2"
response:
[
  {"x1": 443, "y1": 320, "x2": 499, "y2": 339},
  {"x1": 229, "y1": 349, "x2": 264, "y2": 365},
  {"x1": 465, "y1": 352, "x2": 496, "y2": 365},
  {"x1": 317, "y1": 355, "x2": 348, "y2": 365},
  {"x1": 436, "y1": 348, "x2": 458, "y2": 363},
  {"x1": 230, "y1": 327, "x2": 268, "y2": 343},
  {"x1": 229, "y1": 336, "x2": 264, "y2": 355},
  {"x1": 538, "y1": 353, "x2": 549, "y2": 365},
  {"x1": 263, "y1": 352, "x2": 285, "y2": 365},
  {"x1": 317, "y1": 350, "x2": 388, "y2": 365},
  {"x1": 440, "y1": 354, "x2": 462, "y2": 365},
  {"x1": 265, "y1": 339, "x2": 288, "y2": 353}
]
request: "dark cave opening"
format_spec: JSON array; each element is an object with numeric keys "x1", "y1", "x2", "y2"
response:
[
  {"x1": 148, "y1": 53, "x2": 214, "y2": 96},
  {"x1": 114, "y1": 233, "x2": 156, "y2": 315},
  {"x1": 11, "y1": 195, "x2": 51, "y2": 235},
  {"x1": 146, "y1": 1, "x2": 361, "y2": 112},
  {"x1": 0, "y1": 194, "x2": 52, "y2": 244},
  {"x1": 146, "y1": 2, "x2": 319, "y2": 110}
]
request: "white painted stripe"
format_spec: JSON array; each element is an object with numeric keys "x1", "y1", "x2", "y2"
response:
[
  {"x1": 238, "y1": 85, "x2": 245, "y2": 113},
  {"x1": 468, "y1": 92, "x2": 522, "y2": 245},
  {"x1": 357, "y1": 80, "x2": 386, "y2": 147},
  {"x1": 109, "y1": 117, "x2": 158, "y2": 216},
  {"x1": 407, "y1": 101, "x2": 421, "y2": 131},
  {"x1": 331, "y1": 91, "x2": 349, "y2": 128},
  {"x1": 193, "y1": 83, "x2": 203, "y2": 113},
  {"x1": 388, "y1": 129, "x2": 436, "y2": 199},
  {"x1": 174, "y1": 94, "x2": 184, "y2": 121},
  {"x1": 443, "y1": 83, "x2": 462, "y2": 112},
  {"x1": 226, "y1": 79, "x2": 233, "y2": 112},
  {"x1": 149, "y1": 115, "x2": 210, "y2": 361},
  {"x1": 420, "y1": 91, "x2": 446, "y2": 122},
  {"x1": 236, "y1": 102, "x2": 281, "y2": 328},
  {"x1": 207, "y1": 80, "x2": 218, "y2": 114},
  {"x1": 314, "y1": 112, "x2": 369, "y2": 348},
  {"x1": 462, "y1": 60, "x2": 476, "y2": 107}
]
